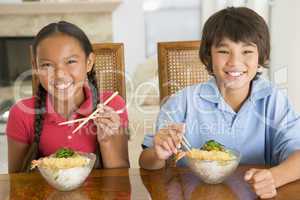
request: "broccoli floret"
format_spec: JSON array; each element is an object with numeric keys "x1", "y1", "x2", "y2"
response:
[
  {"x1": 201, "y1": 140, "x2": 225, "y2": 152},
  {"x1": 54, "y1": 148, "x2": 75, "y2": 158}
]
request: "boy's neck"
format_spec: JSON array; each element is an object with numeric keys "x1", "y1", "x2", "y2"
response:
[{"x1": 219, "y1": 85, "x2": 251, "y2": 113}]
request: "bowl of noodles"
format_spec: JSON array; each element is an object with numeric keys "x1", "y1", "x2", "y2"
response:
[
  {"x1": 31, "y1": 148, "x2": 96, "y2": 191},
  {"x1": 184, "y1": 140, "x2": 240, "y2": 184}
]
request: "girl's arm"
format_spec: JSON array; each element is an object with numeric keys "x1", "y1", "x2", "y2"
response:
[
  {"x1": 7, "y1": 138, "x2": 29, "y2": 173},
  {"x1": 99, "y1": 127, "x2": 129, "y2": 168}
]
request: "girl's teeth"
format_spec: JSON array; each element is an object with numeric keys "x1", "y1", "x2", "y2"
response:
[
  {"x1": 227, "y1": 72, "x2": 243, "y2": 77},
  {"x1": 55, "y1": 82, "x2": 72, "y2": 90}
]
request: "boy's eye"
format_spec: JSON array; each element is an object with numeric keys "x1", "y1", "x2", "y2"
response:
[
  {"x1": 217, "y1": 50, "x2": 229, "y2": 54},
  {"x1": 243, "y1": 50, "x2": 253, "y2": 54}
]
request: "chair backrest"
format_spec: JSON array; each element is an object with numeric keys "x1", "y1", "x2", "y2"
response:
[
  {"x1": 157, "y1": 40, "x2": 210, "y2": 104},
  {"x1": 32, "y1": 43, "x2": 126, "y2": 101}
]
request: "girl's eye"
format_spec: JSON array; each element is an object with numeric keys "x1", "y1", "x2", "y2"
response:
[
  {"x1": 40, "y1": 63, "x2": 53, "y2": 68},
  {"x1": 67, "y1": 60, "x2": 77, "y2": 64}
]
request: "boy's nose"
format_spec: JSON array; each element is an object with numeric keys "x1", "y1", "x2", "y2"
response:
[{"x1": 227, "y1": 53, "x2": 242, "y2": 66}]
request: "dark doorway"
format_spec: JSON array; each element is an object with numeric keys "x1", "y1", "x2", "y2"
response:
[{"x1": 0, "y1": 37, "x2": 34, "y2": 86}]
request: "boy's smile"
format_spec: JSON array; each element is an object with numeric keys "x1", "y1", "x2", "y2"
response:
[{"x1": 211, "y1": 37, "x2": 259, "y2": 94}]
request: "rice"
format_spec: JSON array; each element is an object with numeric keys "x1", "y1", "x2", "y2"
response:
[
  {"x1": 185, "y1": 148, "x2": 240, "y2": 184},
  {"x1": 39, "y1": 166, "x2": 92, "y2": 191},
  {"x1": 32, "y1": 152, "x2": 96, "y2": 191}
]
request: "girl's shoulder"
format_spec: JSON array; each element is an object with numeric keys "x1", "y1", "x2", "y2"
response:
[
  {"x1": 98, "y1": 91, "x2": 126, "y2": 106},
  {"x1": 6, "y1": 97, "x2": 36, "y2": 144},
  {"x1": 10, "y1": 96, "x2": 36, "y2": 116}
]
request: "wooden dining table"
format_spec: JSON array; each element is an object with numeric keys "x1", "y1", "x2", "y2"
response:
[{"x1": 0, "y1": 165, "x2": 300, "y2": 200}]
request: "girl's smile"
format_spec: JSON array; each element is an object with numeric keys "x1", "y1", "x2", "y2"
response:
[{"x1": 36, "y1": 33, "x2": 93, "y2": 102}]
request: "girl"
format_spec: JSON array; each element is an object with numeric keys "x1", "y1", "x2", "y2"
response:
[
  {"x1": 139, "y1": 7, "x2": 300, "y2": 199},
  {"x1": 7, "y1": 21, "x2": 129, "y2": 172}
]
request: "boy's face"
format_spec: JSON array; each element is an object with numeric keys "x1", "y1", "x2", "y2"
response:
[{"x1": 211, "y1": 37, "x2": 259, "y2": 94}]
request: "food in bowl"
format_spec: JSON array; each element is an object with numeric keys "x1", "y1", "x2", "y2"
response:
[
  {"x1": 31, "y1": 148, "x2": 96, "y2": 191},
  {"x1": 176, "y1": 140, "x2": 240, "y2": 184}
]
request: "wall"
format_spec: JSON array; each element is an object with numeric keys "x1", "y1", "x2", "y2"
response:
[
  {"x1": 270, "y1": 0, "x2": 300, "y2": 112},
  {"x1": 112, "y1": 0, "x2": 146, "y2": 80}
]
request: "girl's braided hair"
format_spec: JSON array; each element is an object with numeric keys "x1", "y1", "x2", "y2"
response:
[{"x1": 32, "y1": 21, "x2": 98, "y2": 143}]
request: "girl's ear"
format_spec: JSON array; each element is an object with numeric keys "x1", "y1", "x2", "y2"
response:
[{"x1": 86, "y1": 52, "x2": 95, "y2": 73}]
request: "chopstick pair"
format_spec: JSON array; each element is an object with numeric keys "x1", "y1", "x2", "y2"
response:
[
  {"x1": 163, "y1": 111, "x2": 192, "y2": 152},
  {"x1": 181, "y1": 134, "x2": 192, "y2": 152},
  {"x1": 58, "y1": 109, "x2": 123, "y2": 126},
  {"x1": 162, "y1": 120, "x2": 192, "y2": 152},
  {"x1": 59, "y1": 91, "x2": 119, "y2": 133}
]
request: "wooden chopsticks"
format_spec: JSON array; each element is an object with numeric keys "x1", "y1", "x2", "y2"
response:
[
  {"x1": 163, "y1": 115, "x2": 192, "y2": 152},
  {"x1": 58, "y1": 91, "x2": 119, "y2": 133},
  {"x1": 58, "y1": 109, "x2": 123, "y2": 126},
  {"x1": 72, "y1": 91, "x2": 119, "y2": 133}
]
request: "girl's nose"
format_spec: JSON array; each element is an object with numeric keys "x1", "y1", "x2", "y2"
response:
[{"x1": 54, "y1": 67, "x2": 67, "y2": 78}]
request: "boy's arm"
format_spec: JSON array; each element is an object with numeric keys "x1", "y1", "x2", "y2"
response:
[
  {"x1": 271, "y1": 150, "x2": 300, "y2": 187},
  {"x1": 139, "y1": 148, "x2": 166, "y2": 170}
]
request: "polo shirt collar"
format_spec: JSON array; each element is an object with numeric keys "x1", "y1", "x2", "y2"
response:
[
  {"x1": 198, "y1": 77, "x2": 273, "y2": 104},
  {"x1": 249, "y1": 77, "x2": 273, "y2": 101},
  {"x1": 198, "y1": 78, "x2": 221, "y2": 103}
]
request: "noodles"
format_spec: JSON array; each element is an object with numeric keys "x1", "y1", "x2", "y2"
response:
[
  {"x1": 31, "y1": 150, "x2": 90, "y2": 170},
  {"x1": 186, "y1": 149, "x2": 235, "y2": 161}
]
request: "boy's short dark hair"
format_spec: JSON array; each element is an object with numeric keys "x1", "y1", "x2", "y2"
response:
[{"x1": 199, "y1": 7, "x2": 270, "y2": 76}]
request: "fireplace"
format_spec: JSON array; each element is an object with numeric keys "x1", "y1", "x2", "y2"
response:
[{"x1": 0, "y1": 37, "x2": 34, "y2": 86}]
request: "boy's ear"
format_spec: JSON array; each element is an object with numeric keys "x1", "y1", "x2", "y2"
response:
[{"x1": 86, "y1": 52, "x2": 95, "y2": 73}]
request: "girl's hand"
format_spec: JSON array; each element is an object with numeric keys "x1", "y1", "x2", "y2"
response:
[
  {"x1": 153, "y1": 124, "x2": 185, "y2": 160},
  {"x1": 244, "y1": 168, "x2": 277, "y2": 199},
  {"x1": 93, "y1": 105, "x2": 121, "y2": 141}
]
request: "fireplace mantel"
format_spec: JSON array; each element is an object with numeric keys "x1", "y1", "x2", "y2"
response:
[{"x1": 0, "y1": 0, "x2": 122, "y2": 15}]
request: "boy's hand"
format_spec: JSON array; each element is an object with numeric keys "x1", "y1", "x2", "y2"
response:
[
  {"x1": 153, "y1": 124, "x2": 185, "y2": 160},
  {"x1": 244, "y1": 168, "x2": 277, "y2": 199}
]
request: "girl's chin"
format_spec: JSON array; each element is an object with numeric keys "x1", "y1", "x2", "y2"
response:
[{"x1": 50, "y1": 89, "x2": 76, "y2": 101}]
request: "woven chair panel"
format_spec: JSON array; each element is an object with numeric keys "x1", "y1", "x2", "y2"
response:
[
  {"x1": 94, "y1": 50, "x2": 119, "y2": 93},
  {"x1": 165, "y1": 49, "x2": 210, "y2": 95}
]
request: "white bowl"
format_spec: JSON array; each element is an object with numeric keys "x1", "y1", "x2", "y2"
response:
[
  {"x1": 186, "y1": 149, "x2": 240, "y2": 184},
  {"x1": 37, "y1": 152, "x2": 96, "y2": 191}
]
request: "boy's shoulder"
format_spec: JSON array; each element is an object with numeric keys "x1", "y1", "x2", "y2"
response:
[
  {"x1": 173, "y1": 80, "x2": 214, "y2": 96},
  {"x1": 163, "y1": 80, "x2": 215, "y2": 106},
  {"x1": 251, "y1": 77, "x2": 279, "y2": 100}
]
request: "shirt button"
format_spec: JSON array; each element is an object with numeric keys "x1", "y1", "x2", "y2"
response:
[{"x1": 68, "y1": 135, "x2": 72, "y2": 140}]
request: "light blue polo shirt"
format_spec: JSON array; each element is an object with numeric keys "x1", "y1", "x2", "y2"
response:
[{"x1": 143, "y1": 77, "x2": 300, "y2": 166}]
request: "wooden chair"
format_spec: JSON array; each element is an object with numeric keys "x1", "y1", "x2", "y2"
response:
[
  {"x1": 32, "y1": 43, "x2": 126, "y2": 101},
  {"x1": 157, "y1": 41, "x2": 210, "y2": 104}
]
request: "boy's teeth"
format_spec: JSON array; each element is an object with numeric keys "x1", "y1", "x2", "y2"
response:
[{"x1": 227, "y1": 72, "x2": 243, "y2": 77}]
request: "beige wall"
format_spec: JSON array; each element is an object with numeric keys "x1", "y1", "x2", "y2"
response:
[{"x1": 270, "y1": 0, "x2": 300, "y2": 112}]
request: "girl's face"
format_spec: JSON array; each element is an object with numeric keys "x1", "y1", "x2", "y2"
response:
[
  {"x1": 211, "y1": 38, "x2": 259, "y2": 94},
  {"x1": 35, "y1": 33, "x2": 94, "y2": 101}
]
